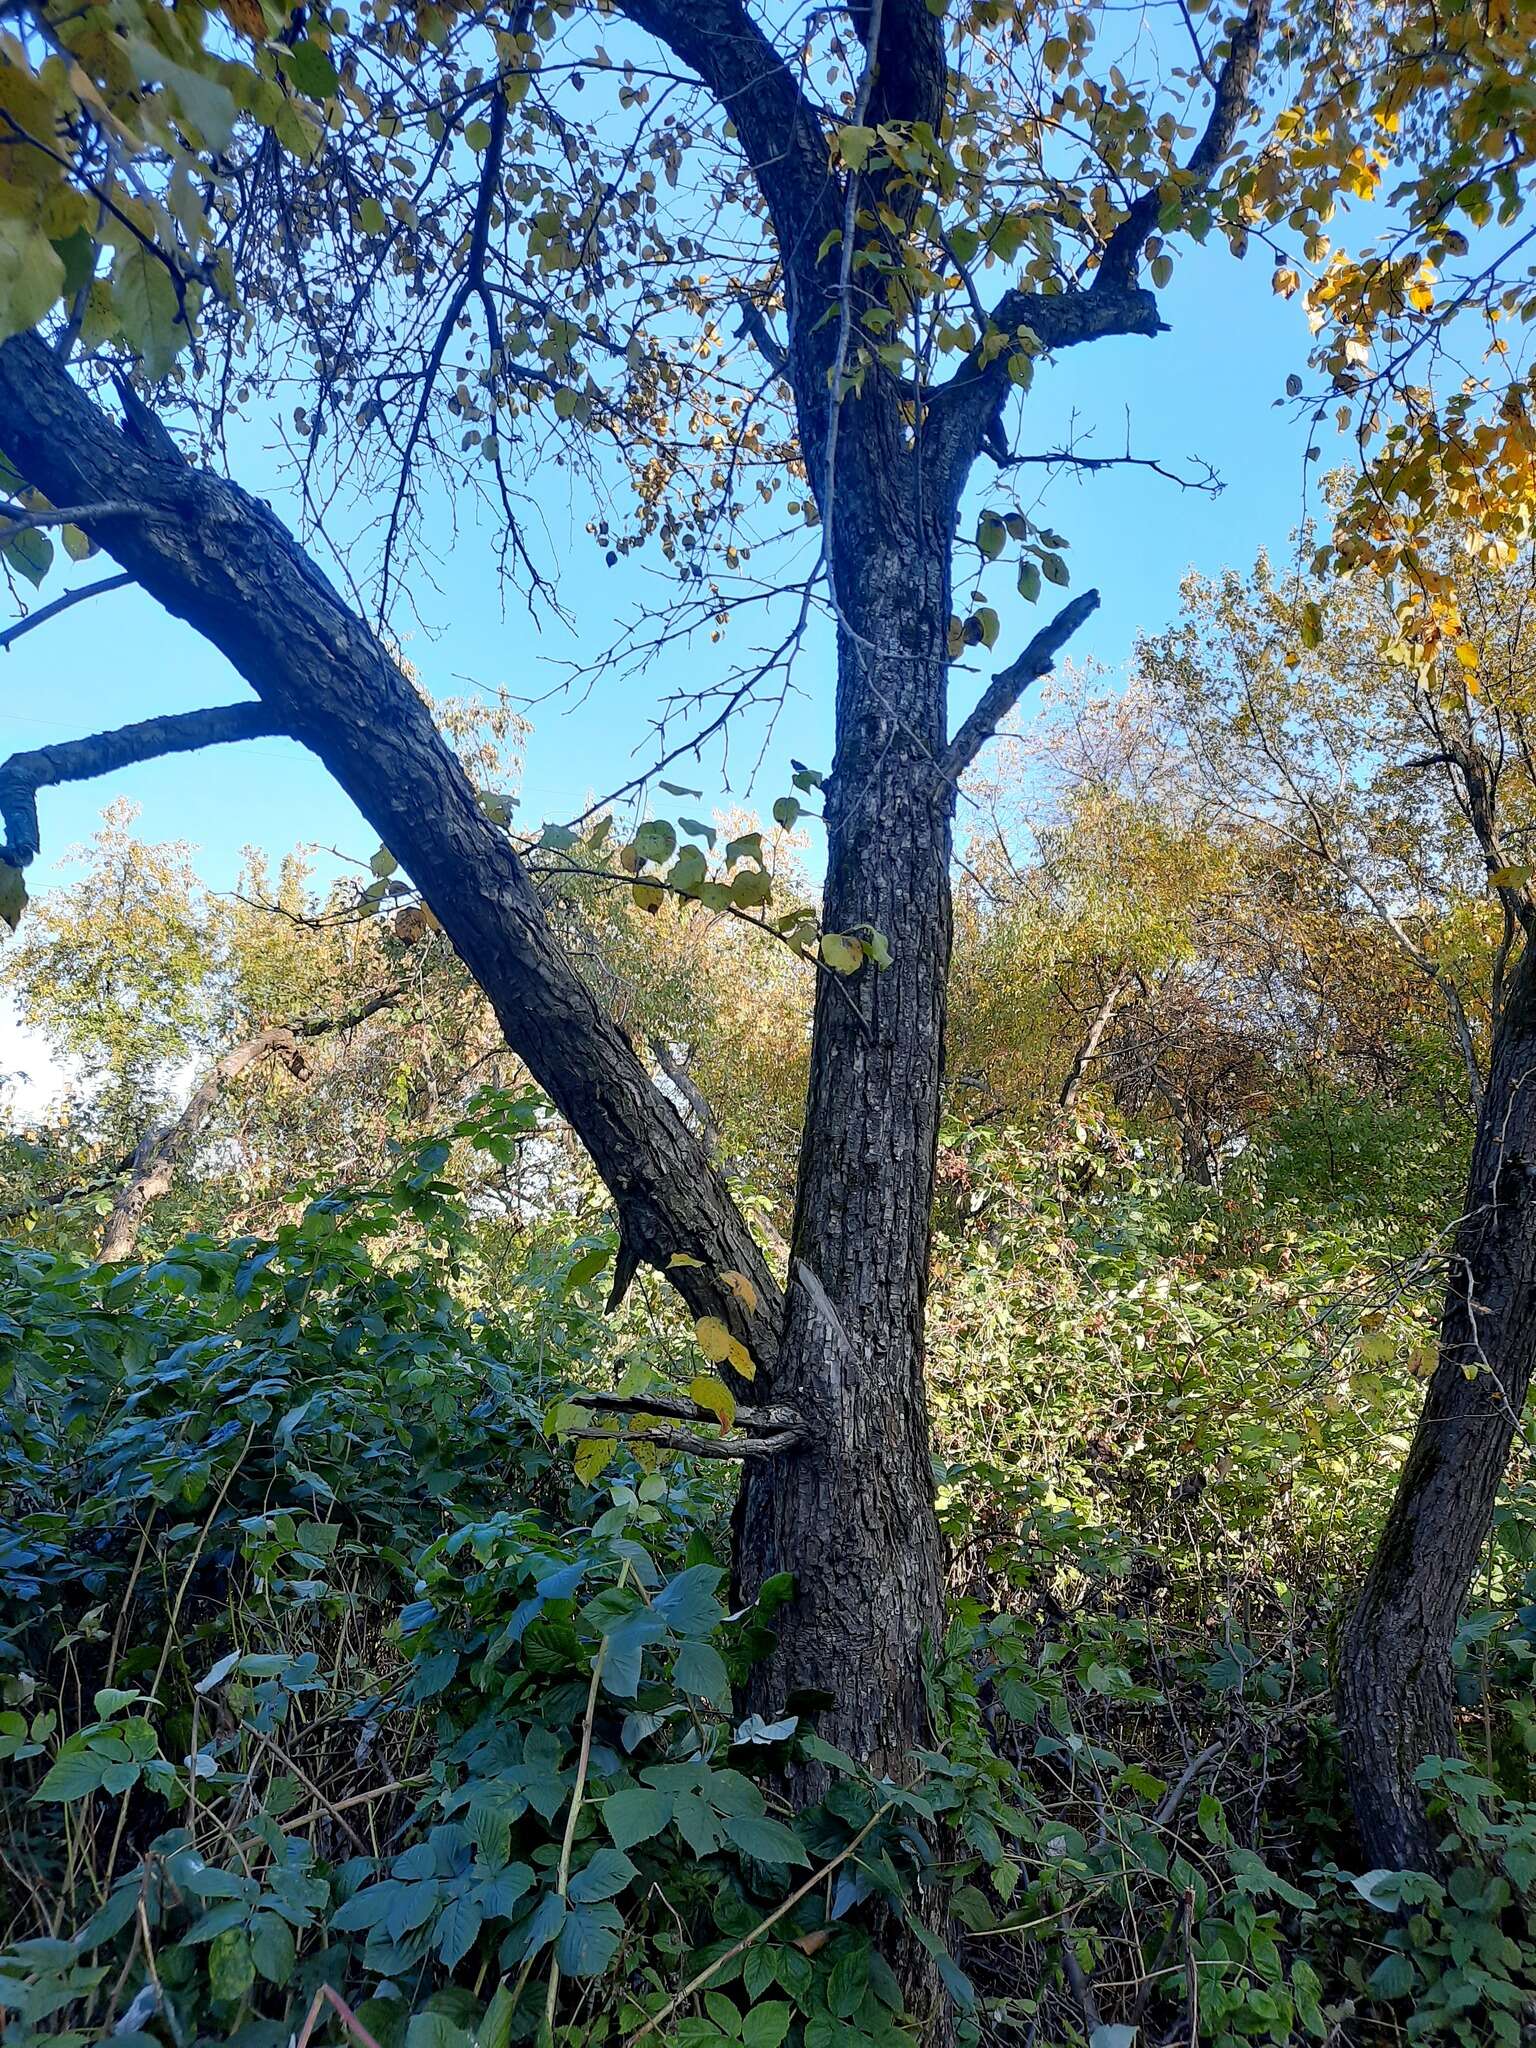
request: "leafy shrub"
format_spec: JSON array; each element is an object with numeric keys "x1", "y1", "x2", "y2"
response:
[{"x1": 0, "y1": 1108, "x2": 952, "y2": 2046}]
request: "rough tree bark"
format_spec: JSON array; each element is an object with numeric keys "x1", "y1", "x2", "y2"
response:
[{"x1": 1339, "y1": 925, "x2": 1536, "y2": 1871}]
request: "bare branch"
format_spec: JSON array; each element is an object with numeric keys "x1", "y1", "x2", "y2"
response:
[
  {"x1": 931, "y1": 0, "x2": 1270, "y2": 475},
  {"x1": 1094, "y1": 0, "x2": 1270, "y2": 297},
  {"x1": 943, "y1": 590, "x2": 1100, "y2": 780},
  {"x1": 575, "y1": 1425, "x2": 803, "y2": 1460},
  {"x1": 0, "y1": 571, "x2": 131, "y2": 654},
  {"x1": 989, "y1": 446, "x2": 1223, "y2": 495},
  {"x1": 0, "y1": 702, "x2": 284, "y2": 868},
  {"x1": 0, "y1": 500, "x2": 139, "y2": 541},
  {"x1": 613, "y1": 0, "x2": 842, "y2": 427},
  {"x1": 569, "y1": 1387, "x2": 804, "y2": 1433}
]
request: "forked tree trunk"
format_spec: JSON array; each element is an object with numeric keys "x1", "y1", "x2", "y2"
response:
[
  {"x1": 733, "y1": 517, "x2": 953, "y2": 1777},
  {"x1": 1339, "y1": 950, "x2": 1536, "y2": 1870}
]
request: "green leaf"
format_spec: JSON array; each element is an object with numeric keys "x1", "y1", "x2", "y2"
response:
[
  {"x1": 565, "y1": 1246, "x2": 614, "y2": 1291},
  {"x1": 770, "y1": 796, "x2": 801, "y2": 829},
  {"x1": 1367, "y1": 1950, "x2": 1415, "y2": 2000},
  {"x1": 113, "y1": 246, "x2": 186, "y2": 379},
  {"x1": 725, "y1": 1815, "x2": 809, "y2": 1868},
  {"x1": 475, "y1": 1986, "x2": 516, "y2": 2048},
  {"x1": 745, "y1": 1998, "x2": 794, "y2": 2048},
  {"x1": 604, "y1": 1786, "x2": 672, "y2": 1850},
  {"x1": 128, "y1": 38, "x2": 238, "y2": 148},
  {"x1": 671, "y1": 844, "x2": 708, "y2": 893},
  {"x1": 655, "y1": 1564, "x2": 724, "y2": 1636},
  {"x1": 1017, "y1": 559, "x2": 1041, "y2": 603},
  {"x1": 0, "y1": 218, "x2": 64, "y2": 343},
  {"x1": 568, "y1": 1845, "x2": 636, "y2": 1903},
  {"x1": 520, "y1": 1890, "x2": 566, "y2": 1960},
  {"x1": 555, "y1": 1900, "x2": 623, "y2": 1977},
  {"x1": 249, "y1": 1911, "x2": 294, "y2": 1983},
  {"x1": 634, "y1": 819, "x2": 677, "y2": 864},
  {"x1": 93, "y1": 1688, "x2": 145, "y2": 1719},
  {"x1": 730, "y1": 868, "x2": 772, "y2": 909},
  {"x1": 673, "y1": 1639, "x2": 731, "y2": 1705},
  {"x1": 436, "y1": 1892, "x2": 483, "y2": 1969},
  {"x1": 286, "y1": 38, "x2": 339, "y2": 98},
  {"x1": 208, "y1": 1927, "x2": 255, "y2": 2003},
  {"x1": 407, "y1": 2017, "x2": 473, "y2": 2048},
  {"x1": 52, "y1": 229, "x2": 96, "y2": 304},
  {"x1": 4, "y1": 525, "x2": 52, "y2": 588},
  {"x1": 1226, "y1": 1846, "x2": 1314, "y2": 1910},
  {"x1": 34, "y1": 1749, "x2": 107, "y2": 1802}
]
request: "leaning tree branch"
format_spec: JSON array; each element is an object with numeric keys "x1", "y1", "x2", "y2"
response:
[
  {"x1": 0, "y1": 702, "x2": 284, "y2": 868},
  {"x1": 943, "y1": 589, "x2": 1100, "y2": 780},
  {"x1": 613, "y1": 0, "x2": 843, "y2": 428},
  {"x1": 0, "y1": 330, "x2": 782, "y2": 1370},
  {"x1": 1059, "y1": 972, "x2": 1138, "y2": 1110},
  {"x1": 1094, "y1": 0, "x2": 1270, "y2": 297}
]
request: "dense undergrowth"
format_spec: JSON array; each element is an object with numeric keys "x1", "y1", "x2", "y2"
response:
[{"x1": 4, "y1": 1095, "x2": 1536, "y2": 2047}]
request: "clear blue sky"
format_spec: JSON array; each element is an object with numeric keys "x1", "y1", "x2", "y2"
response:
[{"x1": 7, "y1": 235, "x2": 1341, "y2": 897}]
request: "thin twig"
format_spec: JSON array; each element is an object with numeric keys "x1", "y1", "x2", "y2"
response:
[{"x1": 0, "y1": 572, "x2": 131, "y2": 653}]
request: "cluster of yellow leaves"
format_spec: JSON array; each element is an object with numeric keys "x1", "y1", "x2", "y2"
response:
[{"x1": 1248, "y1": 1, "x2": 1536, "y2": 633}]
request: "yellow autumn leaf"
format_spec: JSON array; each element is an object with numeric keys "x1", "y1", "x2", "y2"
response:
[
  {"x1": 720, "y1": 1269, "x2": 758, "y2": 1313},
  {"x1": 689, "y1": 1374, "x2": 736, "y2": 1429},
  {"x1": 694, "y1": 1316, "x2": 755, "y2": 1380},
  {"x1": 573, "y1": 1432, "x2": 617, "y2": 1483}
]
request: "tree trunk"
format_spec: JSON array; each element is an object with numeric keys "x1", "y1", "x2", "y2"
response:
[
  {"x1": 1339, "y1": 950, "x2": 1536, "y2": 1870},
  {"x1": 732, "y1": 503, "x2": 952, "y2": 1777}
]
